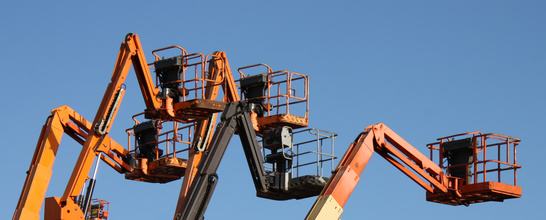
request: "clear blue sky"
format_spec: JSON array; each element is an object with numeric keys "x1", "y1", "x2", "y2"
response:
[{"x1": 2, "y1": 1, "x2": 544, "y2": 219}]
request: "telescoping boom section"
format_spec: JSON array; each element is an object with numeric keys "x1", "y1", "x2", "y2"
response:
[{"x1": 306, "y1": 123, "x2": 522, "y2": 220}]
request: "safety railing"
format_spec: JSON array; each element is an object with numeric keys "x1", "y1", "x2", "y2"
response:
[
  {"x1": 262, "y1": 128, "x2": 337, "y2": 178},
  {"x1": 126, "y1": 112, "x2": 195, "y2": 161},
  {"x1": 427, "y1": 132, "x2": 521, "y2": 186},
  {"x1": 238, "y1": 64, "x2": 309, "y2": 120},
  {"x1": 151, "y1": 46, "x2": 227, "y2": 102}
]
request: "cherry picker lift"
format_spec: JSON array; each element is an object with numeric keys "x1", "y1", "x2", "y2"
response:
[
  {"x1": 13, "y1": 33, "x2": 522, "y2": 220},
  {"x1": 305, "y1": 123, "x2": 522, "y2": 220}
]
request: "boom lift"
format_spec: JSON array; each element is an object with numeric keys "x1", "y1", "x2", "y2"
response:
[
  {"x1": 306, "y1": 123, "x2": 522, "y2": 220},
  {"x1": 14, "y1": 32, "x2": 523, "y2": 220}
]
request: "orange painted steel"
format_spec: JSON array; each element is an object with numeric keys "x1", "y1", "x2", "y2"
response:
[
  {"x1": 111, "y1": 34, "x2": 162, "y2": 117},
  {"x1": 306, "y1": 123, "x2": 522, "y2": 220},
  {"x1": 307, "y1": 123, "x2": 446, "y2": 219},
  {"x1": 13, "y1": 106, "x2": 124, "y2": 220},
  {"x1": 13, "y1": 107, "x2": 70, "y2": 220}
]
